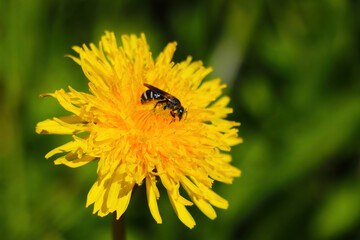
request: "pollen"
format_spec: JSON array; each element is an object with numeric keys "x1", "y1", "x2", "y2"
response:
[{"x1": 36, "y1": 31, "x2": 242, "y2": 228}]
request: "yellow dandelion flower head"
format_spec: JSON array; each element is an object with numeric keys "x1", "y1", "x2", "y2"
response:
[{"x1": 36, "y1": 31, "x2": 242, "y2": 228}]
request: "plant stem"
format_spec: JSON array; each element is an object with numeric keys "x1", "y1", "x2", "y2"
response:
[{"x1": 113, "y1": 213, "x2": 126, "y2": 240}]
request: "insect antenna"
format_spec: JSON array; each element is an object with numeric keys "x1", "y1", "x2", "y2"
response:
[{"x1": 184, "y1": 102, "x2": 192, "y2": 120}]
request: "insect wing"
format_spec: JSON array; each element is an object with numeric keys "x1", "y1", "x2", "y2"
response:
[{"x1": 144, "y1": 83, "x2": 171, "y2": 99}]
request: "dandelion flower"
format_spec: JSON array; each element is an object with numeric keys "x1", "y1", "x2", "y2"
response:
[{"x1": 36, "y1": 32, "x2": 242, "y2": 228}]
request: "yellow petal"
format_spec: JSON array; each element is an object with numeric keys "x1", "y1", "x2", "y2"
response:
[
  {"x1": 86, "y1": 174, "x2": 111, "y2": 208},
  {"x1": 193, "y1": 198, "x2": 216, "y2": 220},
  {"x1": 45, "y1": 140, "x2": 79, "y2": 159},
  {"x1": 167, "y1": 190, "x2": 196, "y2": 229},
  {"x1": 54, "y1": 154, "x2": 95, "y2": 168},
  {"x1": 198, "y1": 183, "x2": 229, "y2": 209},
  {"x1": 181, "y1": 178, "x2": 216, "y2": 220},
  {"x1": 106, "y1": 177, "x2": 121, "y2": 212},
  {"x1": 155, "y1": 42, "x2": 177, "y2": 66},
  {"x1": 36, "y1": 115, "x2": 87, "y2": 135},
  {"x1": 53, "y1": 89, "x2": 82, "y2": 115},
  {"x1": 93, "y1": 189, "x2": 106, "y2": 215},
  {"x1": 98, "y1": 207, "x2": 110, "y2": 217},
  {"x1": 66, "y1": 54, "x2": 81, "y2": 65},
  {"x1": 177, "y1": 195, "x2": 193, "y2": 206},
  {"x1": 146, "y1": 176, "x2": 162, "y2": 224},
  {"x1": 72, "y1": 135, "x2": 89, "y2": 152},
  {"x1": 115, "y1": 182, "x2": 135, "y2": 220}
]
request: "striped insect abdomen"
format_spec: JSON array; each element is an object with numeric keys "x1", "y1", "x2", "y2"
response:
[{"x1": 141, "y1": 90, "x2": 164, "y2": 104}]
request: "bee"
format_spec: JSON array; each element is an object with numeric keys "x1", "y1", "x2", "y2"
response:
[{"x1": 141, "y1": 83, "x2": 187, "y2": 121}]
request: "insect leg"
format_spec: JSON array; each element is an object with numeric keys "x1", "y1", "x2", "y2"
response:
[
  {"x1": 169, "y1": 111, "x2": 176, "y2": 124},
  {"x1": 163, "y1": 102, "x2": 170, "y2": 110},
  {"x1": 154, "y1": 100, "x2": 167, "y2": 109}
]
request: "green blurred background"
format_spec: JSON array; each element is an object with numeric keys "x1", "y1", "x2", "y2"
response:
[{"x1": 1, "y1": 0, "x2": 360, "y2": 239}]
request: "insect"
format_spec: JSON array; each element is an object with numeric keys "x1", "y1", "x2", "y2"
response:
[{"x1": 141, "y1": 83, "x2": 187, "y2": 121}]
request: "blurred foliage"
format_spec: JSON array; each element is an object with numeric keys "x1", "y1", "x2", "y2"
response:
[{"x1": 1, "y1": 0, "x2": 360, "y2": 239}]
